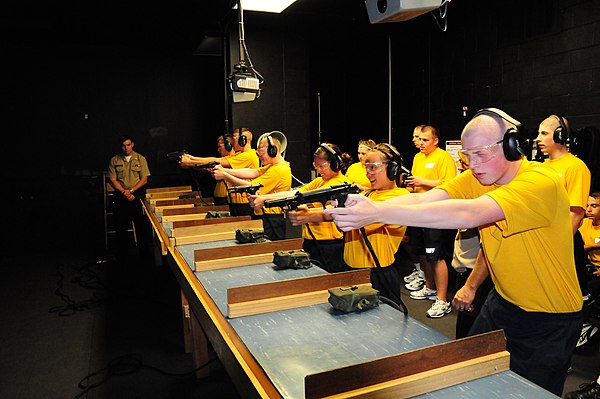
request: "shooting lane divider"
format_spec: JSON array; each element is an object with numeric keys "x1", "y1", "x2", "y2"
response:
[
  {"x1": 193, "y1": 238, "x2": 303, "y2": 271},
  {"x1": 227, "y1": 269, "x2": 371, "y2": 318}
]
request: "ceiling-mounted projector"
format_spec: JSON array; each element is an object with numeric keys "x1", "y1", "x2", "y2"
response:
[
  {"x1": 228, "y1": 71, "x2": 260, "y2": 103},
  {"x1": 365, "y1": 0, "x2": 443, "y2": 23}
]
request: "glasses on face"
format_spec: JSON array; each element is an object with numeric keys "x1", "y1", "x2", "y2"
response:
[
  {"x1": 365, "y1": 162, "x2": 387, "y2": 173},
  {"x1": 458, "y1": 140, "x2": 503, "y2": 166},
  {"x1": 256, "y1": 146, "x2": 267, "y2": 155},
  {"x1": 313, "y1": 161, "x2": 330, "y2": 171}
]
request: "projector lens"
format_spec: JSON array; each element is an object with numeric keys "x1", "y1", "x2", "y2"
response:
[{"x1": 377, "y1": 0, "x2": 388, "y2": 13}]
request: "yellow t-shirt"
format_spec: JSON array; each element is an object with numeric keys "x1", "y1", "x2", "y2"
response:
[
  {"x1": 228, "y1": 151, "x2": 261, "y2": 204},
  {"x1": 411, "y1": 147, "x2": 456, "y2": 193},
  {"x1": 298, "y1": 173, "x2": 349, "y2": 240},
  {"x1": 253, "y1": 161, "x2": 292, "y2": 215},
  {"x1": 439, "y1": 159, "x2": 582, "y2": 313},
  {"x1": 343, "y1": 187, "x2": 409, "y2": 268},
  {"x1": 543, "y1": 152, "x2": 591, "y2": 209},
  {"x1": 345, "y1": 162, "x2": 371, "y2": 189},
  {"x1": 579, "y1": 218, "x2": 600, "y2": 268}
]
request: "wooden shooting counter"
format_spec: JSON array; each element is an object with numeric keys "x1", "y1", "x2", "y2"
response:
[{"x1": 142, "y1": 186, "x2": 558, "y2": 399}]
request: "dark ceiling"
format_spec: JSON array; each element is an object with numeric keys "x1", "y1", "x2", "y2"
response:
[{"x1": 4, "y1": 0, "x2": 368, "y2": 53}]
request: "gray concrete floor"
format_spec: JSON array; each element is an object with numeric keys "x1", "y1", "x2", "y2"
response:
[{"x1": 0, "y1": 250, "x2": 597, "y2": 399}]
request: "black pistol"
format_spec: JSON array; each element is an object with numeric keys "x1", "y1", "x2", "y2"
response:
[
  {"x1": 264, "y1": 183, "x2": 359, "y2": 210},
  {"x1": 228, "y1": 183, "x2": 263, "y2": 195},
  {"x1": 193, "y1": 161, "x2": 219, "y2": 170},
  {"x1": 166, "y1": 151, "x2": 187, "y2": 162}
]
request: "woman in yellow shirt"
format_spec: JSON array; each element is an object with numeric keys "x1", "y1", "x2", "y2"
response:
[
  {"x1": 250, "y1": 143, "x2": 352, "y2": 272},
  {"x1": 342, "y1": 143, "x2": 410, "y2": 304},
  {"x1": 344, "y1": 139, "x2": 376, "y2": 191}
]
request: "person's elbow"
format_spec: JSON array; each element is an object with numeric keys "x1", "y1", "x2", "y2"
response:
[{"x1": 460, "y1": 199, "x2": 504, "y2": 229}]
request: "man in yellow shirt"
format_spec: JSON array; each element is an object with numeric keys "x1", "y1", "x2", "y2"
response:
[
  {"x1": 180, "y1": 128, "x2": 259, "y2": 215},
  {"x1": 213, "y1": 131, "x2": 291, "y2": 240},
  {"x1": 326, "y1": 108, "x2": 582, "y2": 396},
  {"x1": 404, "y1": 125, "x2": 457, "y2": 319},
  {"x1": 581, "y1": 193, "x2": 600, "y2": 268},
  {"x1": 577, "y1": 193, "x2": 600, "y2": 346},
  {"x1": 535, "y1": 115, "x2": 591, "y2": 304},
  {"x1": 212, "y1": 134, "x2": 236, "y2": 204}
]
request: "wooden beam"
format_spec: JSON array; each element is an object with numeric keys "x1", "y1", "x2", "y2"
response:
[
  {"x1": 194, "y1": 238, "x2": 302, "y2": 262},
  {"x1": 146, "y1": 188, "x2": 194, "y2": 199},
  {"x1": 227, "y1": 269, "x2": 371, "y2": 318},
  {"x1": 146, "y1": 185, "x2": 193, "y2": 194},
  {"x1": 142, "y1": 199, "x2": 170, "y2": 255},
  {"x1": 181, "y1": 291, "x2": 193, "y2": 354},
  {"x1": 163, "y1": 206, "x2": 230, "y2": 216},
  {"x1": 172, "y1": 219, "x2": 263, "y2": 247},
  {"x1": 193, "y1": 238, "x2": 302, "y2": 271},
  {"x1": 304, "y1": 330, "x2": 509, "y2": 399},
  {"x1": 172, "y1": 219, "x2": 261, "y2": 238},
  {"x1": 154, "y1": 198, "x2": 216, "y2": 211},
  {"x1": 148, "y1": 191, "x2": 204, "y2": 204},
  {"x1": 162, "y1": 213, "x2": 208, "y2": 223},
  {"x1": 172, "y1": 216, "x2": 252, "y2": 229}
]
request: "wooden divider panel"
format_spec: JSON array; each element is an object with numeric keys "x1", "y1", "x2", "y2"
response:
[
  {"x1": 173, "y1": 219, "x2": 261, "y2": 238},
  {"x1": 146, "y1": 185, "x2": 192, "y2": 194},
  {"x1": 163, "y1": 205, "x2": 230, "y2": 216},
  {"x1": 304, "y1": 330, "x2": 509, "y2": 399},
  {"x1": 227, "y1": 269, "x2": 371, "y2": 318},
  {"x1": 193, "y1": 238, "x2": 302, "y2": 271}
]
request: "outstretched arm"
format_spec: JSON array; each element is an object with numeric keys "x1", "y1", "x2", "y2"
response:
[
  {"x1": 248, "y1": 190, "x2": 297, "y2": 209},
  {"x1": 324, "y1": 189, "x2": 504, "y2": 231},
  {"x1": 180, "y1": 154, "x2": 231, "y2": 168},
  {"x1": 212, "y1": 165, "x2": 260, "y2": 187}
]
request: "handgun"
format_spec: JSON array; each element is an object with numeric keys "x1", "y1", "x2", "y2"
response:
[
  {"x1": 228, "y1": 183, "x2": 263, "y2": 195},
  {"x1": 193, "y1": 161, "x2": 219, "y2": 170},
  {"x1": 166, "y1": 151, "x2": 187, "y2": 162},
  {"x1": 400, "y1": 165, "x2": 412, "y2": 188},
  {"x1": 263, "y1": 182, "x2": 359, "y2": 210}
]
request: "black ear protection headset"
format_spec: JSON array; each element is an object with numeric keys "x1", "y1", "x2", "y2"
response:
[
  {"x1": 373, "y1": 143, "x2": 402, "y2": 182},
  {"x1": 473, "y1": 108, "x2": 524, "y2": 161},
  {"x1": 237, "y1": 128, "x2": 248, "y2": 147},
  {"x1": 318, "y1": 143, "x2": 343, "y2": 172},
  {"x1": 552, "y1": 115, "x2": 569, "y2": 145},
  {"x1": 222, "y1": 134, "x2": 233, "y2": 152},
  {"x1": 266, "y1": 134, "x2": 278, "y2": 157}
]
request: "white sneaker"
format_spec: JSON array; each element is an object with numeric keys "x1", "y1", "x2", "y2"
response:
[
  {"x1": 577, "y1": 323, "x2": 599, "y2": 347},
  {"x1": 427, "y1": 299, "x2": 451, "y2": 318},
  {"x1": 410, "y1": 286, "x2": 437, "y2": 300},
  {"x1": 405, "y1": 278, "x2": 425, "y2": 291},
  {"x1": 403, "y1": 269, "x2": 425, "y2": 283}
]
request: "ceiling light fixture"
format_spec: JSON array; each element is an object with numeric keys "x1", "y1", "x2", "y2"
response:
[{"x1": 235, "y1": 0, "x2": 298, "y2": 13}]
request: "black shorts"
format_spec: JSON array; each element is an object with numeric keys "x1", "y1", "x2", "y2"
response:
[{"x1": 410, "y1": 227, "x2": 455, "y2": 261}]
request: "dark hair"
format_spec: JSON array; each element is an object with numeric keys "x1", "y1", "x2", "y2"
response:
[
  {"x1": 313, "y1": 142, "x2": 352, "y2": 174},
  {"x1": 118, "y1": 134, "x2": 133, "y2": 144},
  {"x1": 591, "y1": 192, "x2": 600, "y2": 200}
]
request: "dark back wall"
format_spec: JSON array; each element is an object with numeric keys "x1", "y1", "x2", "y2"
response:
[{"x1": 5, "y1": 0, "x2": 600, "y2": 254}]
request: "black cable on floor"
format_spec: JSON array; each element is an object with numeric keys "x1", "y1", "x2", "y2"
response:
[
  {"x1": 74, "y1": 353, "x2": 218, "y2": 399},
  {"x1": 48, "y1": 259, "x2": 107, "y2": 317}
]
